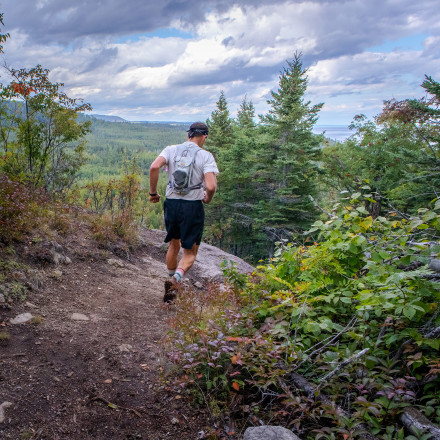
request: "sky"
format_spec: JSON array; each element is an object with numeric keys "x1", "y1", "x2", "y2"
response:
[{"x1": 0, "y1": 0, "x2": 439, "y2": 126}]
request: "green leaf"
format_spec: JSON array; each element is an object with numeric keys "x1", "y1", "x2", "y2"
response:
[
  {"x1": 379, "y1": 251, "x2": 390, "y2": 260},
  {"x1": 417, "y1": 224, "x2": 429, "y2": 229},
  {"x1": 422, "y1": 339, "x2": 440, "y2": 350},
  {"x1": 403, "y1": 306, "x2": 416, "y2": 320}
]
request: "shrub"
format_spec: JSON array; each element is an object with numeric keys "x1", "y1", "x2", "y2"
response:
[
  {"x1": 166, "y1": 191, "x2": 440, "y2": 438},
  {"x1": 0, "y1": 174, "x2": 44, "y2": 242}
]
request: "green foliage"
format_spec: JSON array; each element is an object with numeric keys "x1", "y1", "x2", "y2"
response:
[
  {"x1": 77, "y1": 117, "x2": 186, "y2": 185},
  {"x1": 0, "y1": 13, "x2": 9, "y2": 54},
  {"x1": 205, "y1": 90, "x2": 235, "y2": 157},
  {"x1": 167, "y1": 192, "x2": 440, "y2": 438},
  {"x1": 0, "y1": 65, "x2": 92, "y2": 192},
  {"x1": 257, "y1": 52, "x2": 324, "y2": 231},
  {"x1": 322, "y1": 76, "x2": 440, "y2": 216},
  {"x1": 203, "y1": 55, "x2": 324, "y2": 262}
]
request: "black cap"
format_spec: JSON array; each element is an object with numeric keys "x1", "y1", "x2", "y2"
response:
[{"x1": 187, "y1": 122, "x2": 209, "y2": 136}]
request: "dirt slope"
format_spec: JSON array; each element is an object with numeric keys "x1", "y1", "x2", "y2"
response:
[{"x1": 0, "y1": 228, "x2": 253, "y2": 439}]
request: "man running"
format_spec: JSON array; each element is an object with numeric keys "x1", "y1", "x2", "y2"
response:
[{"x1": 149, "y1": 122, "x2": 218, "y2": 302}]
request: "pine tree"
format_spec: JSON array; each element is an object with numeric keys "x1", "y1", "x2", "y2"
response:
[
  {"x1": 204, "y1": 90, "x2": 234, "y2": 158},
  {"x1": 203, "y1": 91, "x2": 235, "y2": 248},
  {"x1": 217, "y1": 97, "x2": 260, "y2": 258},
  {"x1": 257, "y1": 53, "x2": 324, "y2": 237}
]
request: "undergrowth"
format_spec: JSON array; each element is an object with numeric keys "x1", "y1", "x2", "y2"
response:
[{"x1": 166, "y1": 190, "x2": 440, "y2": 440}]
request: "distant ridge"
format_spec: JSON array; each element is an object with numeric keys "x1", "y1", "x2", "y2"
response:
[
  {"x1": 83, "y1": 113, "x2": 189, "y2": 126},
  {"x1": 89, "y1": 114, "x2": 127, "y2": 122}
]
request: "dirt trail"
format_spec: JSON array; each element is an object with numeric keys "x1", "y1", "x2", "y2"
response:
[{"x1": 0, "y1": 239, "x2": 209, "y2": 439}]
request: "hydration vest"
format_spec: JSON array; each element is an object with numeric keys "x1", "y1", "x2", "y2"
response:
[{"x1": 168, "y1": 143, "x2": 202, "y2": 195}]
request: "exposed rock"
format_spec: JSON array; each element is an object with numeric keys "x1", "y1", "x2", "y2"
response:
[
  {"x1": 118, "y1": 344, "x2": 133, "y2": 352},
  {"x1": 0, "y1": 401, "x2": 13, "y2": 423},
  {"x1": 70, "y1": 313, "x2": 90, "y2": 321},
  {"x1": 47, "y1": 241, "x2": 71, "y2": 265},
  {"x1": 401, "y1": 406, "x2": 440, "y2": 440},
  {"x1": 10, "y1": 313, "x2": 34, "y2": 324},
  {"x1": 428, "y1": 258, "x2": 440, "y2": 274},
  {"x1": 243, "y1": 426, "x2": 301, "y2": 440},
  {"x1": 108, "y1": 258, "x2": 125, "y2": 268},
  {"x1": 139, "y1": 229, "x2": 254, "y2": 282}
]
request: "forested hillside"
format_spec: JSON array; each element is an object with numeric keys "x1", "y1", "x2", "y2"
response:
[{"x1": 77, "y1": 116, "x2": 186, "y2": 185}]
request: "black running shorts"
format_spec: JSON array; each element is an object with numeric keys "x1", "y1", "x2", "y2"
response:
[{"x1": 163, "y1": 198, "x2": 205, "y2": 249}]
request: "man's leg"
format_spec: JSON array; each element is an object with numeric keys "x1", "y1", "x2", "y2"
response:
[
  {"x1": 170, "y1": 242, "x2": 199, "y2": 283},
  {"x1": 164, "y1": 242, "x2": 199, "y2": 302},
  {"x1": 166, "y1": 238, "x2": 181, "y2": 275},
  {"x1": 178, "y1": 243, "x2": 199, "y2": 272}
]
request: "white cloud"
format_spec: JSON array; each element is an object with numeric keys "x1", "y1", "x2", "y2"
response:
[{"x1": 1, "y1": 0, "x2": 440, "y2": 124}]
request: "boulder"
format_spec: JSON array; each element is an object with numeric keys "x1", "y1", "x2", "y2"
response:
[
  {"x1": 243, "y1": 426, "x2": 301, "y2": 440},
  {"x1": 139, "y1": 228, "x2": 254, "y2": 282},
  {"x1": 10, "y1": 313, "x2": 33, "y2": 324}
]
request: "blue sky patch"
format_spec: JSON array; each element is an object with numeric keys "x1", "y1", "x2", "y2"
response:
[
  {"x1": 367, "y1": 33, "x2": 429, "y2": 52},
  {"x1": 116, "y1": 28, "x2": 194, "y2": 44}
]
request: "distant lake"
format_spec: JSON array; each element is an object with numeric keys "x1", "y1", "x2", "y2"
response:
[{"x1": 313, "y1": 125, "x2": 353, "y2": 142}]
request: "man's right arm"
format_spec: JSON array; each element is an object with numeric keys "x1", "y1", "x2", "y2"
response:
[
  {"x1": 149, "y1": 156, "x2": 167, "y2": 203},
  {"x1": 202, "y1": 172, "x2": 217, "y2": 204}
]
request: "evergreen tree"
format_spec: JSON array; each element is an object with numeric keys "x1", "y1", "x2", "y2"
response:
[
  {"x1": 204, "y1": 90, "x2": 234, "y2": 158},
  {"x1": 203, "y1": 91, "x2": 235, "y2": 247},
  {"x1": 322, "y1": 75, "x2": 440, "y2": 216},
  {"x1": 257, "y1": 53, "x2": 324, "y2": 240},
  {"x1": 236, "y1": 96, "x2": 256, "y2": 131},
  {"x1": 218, "y1": 97, "x2": 260, "y2": 258}
]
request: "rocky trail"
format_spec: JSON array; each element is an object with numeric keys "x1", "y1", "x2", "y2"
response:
[{"x1": 0, "y1": 228, "x2": 253, "y2": 439}]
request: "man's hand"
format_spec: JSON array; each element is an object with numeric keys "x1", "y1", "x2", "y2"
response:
[
  {"x1": 202, "y1": 191, "x2": 211, "y2": 204},
  {"x1": 149, "y1": 194, "x2": 161, "y2": 203}
]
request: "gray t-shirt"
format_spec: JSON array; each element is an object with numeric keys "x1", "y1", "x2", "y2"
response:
[{"x1": 159, "y1": 141, "x2": 219, "y2": 201}]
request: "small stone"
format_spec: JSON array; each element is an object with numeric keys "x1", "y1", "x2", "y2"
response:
[
  {"x1": 171, "y1": 417, "x2": 179, "y2": 425},
  {"x1": 0, "y1": 294, "x2": 5, "y2": 304},
  {"x1": 104, "y1": 379, "x2": 112, "y2": 384},
  {"x1": 51, "y1": 252, "x2": 63, "y2": 265},
  {"x1": 107, "y1": 258, "x2": 124, "y2": 268},
  {"x1": 64, "y1": 256, "x2": 72, "y2": 265},
  {"x1": 25, "y1": 302, "x2": 38, "y2": 309},
  {"x1": 51, "y1": 269, "x2": 63, "y2": 279},
  {"x1": 118, "y1": 344, "x2": 133, "y2": 352},
  {"x1": 10, "y1": 313, "x2": 34, "y2": 324},
  {"x1": 0, "y1": 401, "x2": 13, "y2": 423},
  {"x1": 70, "y1": 313, "x2": 90, "y2": 321},
  {"x1": 243, "y1": 426, "x2": 301, "y2": 440},
  {"x1": 194, "y1": 281, "x2": 203, "y2": 289}
]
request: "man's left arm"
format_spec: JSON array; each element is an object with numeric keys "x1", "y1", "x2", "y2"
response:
[{"x1": 149, "y1": 156, "x2": 167, "y2": 203}]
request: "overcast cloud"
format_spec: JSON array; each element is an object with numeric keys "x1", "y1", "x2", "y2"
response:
[{"x1": 1, "y1": 0, "x2": 439, "y2": 125}]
